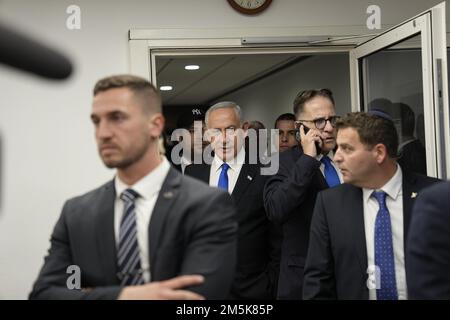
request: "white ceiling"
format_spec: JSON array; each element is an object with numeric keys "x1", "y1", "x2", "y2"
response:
[{"x1": 156, "y1": 53, "x2": 311, "y2": 106}]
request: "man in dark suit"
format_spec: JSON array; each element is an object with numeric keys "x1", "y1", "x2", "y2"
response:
[
  {"x1": 170, "y1": 108, "x2": 207, "y2": 174},
  {"x1": 395, "y1": 103, "x2": 427, "y2": 175},
  {"x1": 30, "y1": 75, "x2": 237, "y2": 300},
  {"x1": 264, "y1": 89, "x2": 342, "y2": 299},
  {"x1": 407, "y1": 181, "x2": 450, "y2": 299},
  {"x1": 303, "y1": 111, "x2": 439, "y2": 300},
  {"x1": 185, "y1": 101, "x2": 278, "y2": 299}
]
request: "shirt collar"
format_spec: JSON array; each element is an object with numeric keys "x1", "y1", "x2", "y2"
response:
[
  {"x1": 316, "y1": 150, "x2": 335, "y2": 162},
  {"x1": 212, "y1": 146, "x2": 245, "y2": 173},
  {"x1": 181, "y1": 156, "x2": 192, "y2": 166},
  {"x1": 115, "y1": 157, "x2": 171, "y2": 201},
  {"x1": 363, "y1": 164, "x2": 403, "y2": 204}
]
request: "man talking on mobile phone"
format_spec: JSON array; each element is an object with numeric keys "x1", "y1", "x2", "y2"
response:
[{"x1": 263, "y1": 88, "x2": 342, "y2": 299}]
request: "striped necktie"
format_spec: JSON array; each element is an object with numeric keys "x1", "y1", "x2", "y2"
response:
[{"x1": 117, "y1": 189, "x2": 145, "y2": 286}]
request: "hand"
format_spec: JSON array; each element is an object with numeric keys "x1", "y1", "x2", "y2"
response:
[
  {"x1": 118, "y1": 275, "x2": 205, "y2": 300},
  {"x1": 299, "y1": 125, "x2": 322, "y2": 157}
]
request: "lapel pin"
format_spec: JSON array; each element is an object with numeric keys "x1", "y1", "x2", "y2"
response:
[
  {"x1": 247, "y1": 175, "x2": 253, "y2": 181},
  {"x1": 163, "y1": 191, "x2": 174, "y2": 199},
  {"x1": 411, "y1": 192, "x2": 418, "y2": 199}
]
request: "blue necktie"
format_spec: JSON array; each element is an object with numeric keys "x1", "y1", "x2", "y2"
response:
[
  {"x1": 218, "y1": 163, "x2": 230, "y2": 191},
  {"x1": 321, "y1": 156, "x2": 340, "y2": 187},
  {"x1": 117, "y1": 189, "x2": 145, "y2": 286},
  {"x1": 372, "y1": 191, "x2": 398, "y2": 300}
]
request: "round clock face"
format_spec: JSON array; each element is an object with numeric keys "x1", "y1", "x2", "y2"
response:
[{"x1": 227, "y1": 0, "x2": 272, "y2": 15}]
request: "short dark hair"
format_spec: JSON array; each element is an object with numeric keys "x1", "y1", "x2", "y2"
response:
[
  {"x1": 336, "y1": 112, "x2": 398, "y2": 158},
  {"x1": 93, "y1": 74, "x2": 162, "y2": 113},
  {"x1": 293, "y1": 88, "x2": 335, "y2": 117},
  {"x1": 274, "y1": 113, "x2": 295, "y2": 128},
  {"x1": 247, "y1": 120, "x2": 266, "y2": 130}
]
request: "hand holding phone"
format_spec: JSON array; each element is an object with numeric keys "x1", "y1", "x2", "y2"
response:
[{"x1": 300, "y1": 125, "x2": 322, "y2": 156}]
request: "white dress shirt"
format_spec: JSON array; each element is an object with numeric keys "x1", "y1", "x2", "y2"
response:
[
  {"x1": 209, "y1": 147, "x2": 245, "y2": 194},
  {"x1": 362, "y1": 165, "x2": 407, "y2": 300},
  {"x1": 114, "y1": 157, "x2": 171, "y2": 282},
  {"x1": 316, "y1": 151, "x2": 343, "y2": 184},
  {"x1": 180, "y1": 155, "x2": 192, "y2": 174}
]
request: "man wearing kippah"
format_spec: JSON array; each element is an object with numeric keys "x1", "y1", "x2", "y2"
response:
[{"x1": 303, "y1": 112, "x2": 438, "y2": 300}]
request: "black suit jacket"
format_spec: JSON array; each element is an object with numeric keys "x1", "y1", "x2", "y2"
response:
[
  {"x1": 30, "y1": 167, "x2": 237, "y2": 300},
  {"x1": 185, "y1": 162, "x2": 279, "y2": 299},
  {"x1": 263, "y1": 146, "x2": 328, "y2": 299},
  {"x1": 407, "y1": 181, "x2": 450, "y2": 299},
  {"x1": 398, "y1": 139, "x2": 427, "y2": 175},
  {"x1": 303, "y1": 170, "x2": 439, "y2": 299}
]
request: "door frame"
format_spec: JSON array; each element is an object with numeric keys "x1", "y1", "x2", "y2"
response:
[
  {"x1": 349, "y1": 2, "x2": 449, "y2": 179},
  {"x1": 128, "y1": 26, "x2": 376, "y2": 82},
  {"x1": 128, "y1": 7, "x2": 449, "y2": 178}
]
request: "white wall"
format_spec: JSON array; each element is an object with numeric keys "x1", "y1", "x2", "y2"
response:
[
  {"x1": 225, "y1": 54, "x2": 350, "y2": 129},
  {"x1": 0, "y1": 0, "x2": 444, "y2": 299}
]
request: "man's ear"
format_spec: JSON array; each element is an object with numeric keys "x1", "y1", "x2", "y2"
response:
[
  {"x1": 148, "y1": 113, "x2": 165, "y2": 138},
  {"x1": 373, "y1": 143, "x2": 388, "y2": 164},
  {"x1": 241, "y1": 127, "x2": 248, "y2": 139}
]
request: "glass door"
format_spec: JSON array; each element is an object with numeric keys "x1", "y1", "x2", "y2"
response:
[{"x1": 350, "y1": 2, "x2": 449, "y2": 179}]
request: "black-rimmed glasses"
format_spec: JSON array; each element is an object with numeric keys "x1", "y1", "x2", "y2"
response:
[{"x1": 295, "y1": 116, "x2": 339, "y2": 130}]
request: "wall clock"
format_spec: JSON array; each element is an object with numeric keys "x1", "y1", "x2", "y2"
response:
[{"x1": 227, "y1": 0, "x2": 273, "y2": 15}]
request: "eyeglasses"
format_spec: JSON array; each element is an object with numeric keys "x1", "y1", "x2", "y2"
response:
[
  {"x1": 205, "y1": 127, "x2": 240, "y2": 140},
  {"x1": 295, "y1": 116, "x2": 339, "y2": 130}
]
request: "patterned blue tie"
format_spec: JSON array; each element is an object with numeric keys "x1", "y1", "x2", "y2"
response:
[
  {"x1": 321, "y1": 156, "x2": 340, "y2": 187},
  {"x1": 218, "y1": 163, "x2": 230, "y2": 191},
  {"x1": 372, "y1": 191, "x2": 398, "y2": 300},
  {"x1": 117, "y1": 189, "x2": 145, "y2": 286}
]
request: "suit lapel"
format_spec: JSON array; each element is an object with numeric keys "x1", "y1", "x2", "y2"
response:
[
  {"x1": 347, "y1": 186, "x2": 368, "y2": 276},
  {"x1": 296, "y1": 146, "x2": 329, "y2": 190},
  {"x1": 148, "y1": 167, "x2": 182, "y2": 271},
  {"x1": 191, "y1": 164, "x2": 211, "y2": 184},
  {"x1": 94, "y1": 180, "x2": 120, "y2": 283},
  {"x1": 199, "y1": 164, "x2": 211, "y2": 184},
  {"x1": 231, "y1": 163, "x2": 257, "y2": 204},
  {"x1": 315, "y1": 169, "x2": 329, "y2": 190}
]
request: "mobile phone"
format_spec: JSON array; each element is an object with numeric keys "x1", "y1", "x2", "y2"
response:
[{"x1": 301, "y1": 125, "x2": 322, "y2": 154}]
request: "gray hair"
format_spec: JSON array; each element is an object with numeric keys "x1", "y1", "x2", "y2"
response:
[{"x1": 205, "y1": 101, "x2": 242, "y2": 127}]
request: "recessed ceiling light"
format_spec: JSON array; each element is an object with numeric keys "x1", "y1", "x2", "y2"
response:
[
  {"x1": 160, "y1": 85, "x2": 173, "y2": 91},
  {"x1": 185, "y1": 65, "x2": 200, "y2": 70}
]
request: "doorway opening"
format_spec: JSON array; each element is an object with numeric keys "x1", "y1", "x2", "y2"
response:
[{"x1": 155, "y1": 51, "x2": 351, "y2": 139}]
